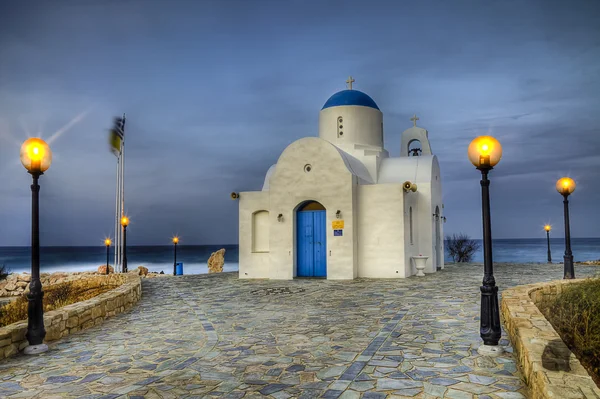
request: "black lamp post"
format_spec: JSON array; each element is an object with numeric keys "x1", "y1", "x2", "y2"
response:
[
  {"x1": 468, "y1": 136, "x2": 503, "y2": 356},
  {"x1": 544, "y1": 225, "x2": 552, "y2": 263},
  {"x1": 104, "y1": 238, "x2": 112, "y2": 275},
  {"x1": 172, "y1": 236, "x2": 179, "y2": 276},
  {"x1": 121, "y1": 216, "x2": 129, "y2": 273},
  {"x1": 20, "y1": 138, "x2": 52, "y2": 355},
  {"x1": 556, "y1": 178, "x2": 576, "y2": 279}
]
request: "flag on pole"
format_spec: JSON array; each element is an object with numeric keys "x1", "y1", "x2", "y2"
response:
[{"x1": 109, "y1": 117, "x2": 125, "y2": 156}]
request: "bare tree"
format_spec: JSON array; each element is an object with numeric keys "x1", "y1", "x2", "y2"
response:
[
  {"x1": 0, "y1": 264, "x2": 9, "y2": 281},
  {"x1": 445, "y1": 233, "x2": 481, "y2": 263}
]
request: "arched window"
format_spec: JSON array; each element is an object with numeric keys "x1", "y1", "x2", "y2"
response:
[
  {"x1": 408, "y1": 139, "x2": 422, "y2": 157},
  {"x1": 409, "y1": 206, "x2": 413, "y2": 245},
  {"x1": 252, "y1": 210, "x2": 269, "y2": 252}
]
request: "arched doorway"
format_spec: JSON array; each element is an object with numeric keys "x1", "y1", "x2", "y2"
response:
[
  {"x1": 434, "y1": 206, "x2": 441, "y2": 270},
  {"x1": 296, "y1": 201, "x2": 327, "y2": 278}
]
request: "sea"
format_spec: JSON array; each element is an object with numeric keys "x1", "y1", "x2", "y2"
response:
[{"x1": 1, "y1": 238, "x2": 599, "y2": 275}]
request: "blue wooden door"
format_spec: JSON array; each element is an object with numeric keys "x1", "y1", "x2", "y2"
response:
[{"x1": 297, "y1": 210, "x2": 326, "y2": 277}]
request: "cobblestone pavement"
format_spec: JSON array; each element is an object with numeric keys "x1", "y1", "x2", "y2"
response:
[{"x1": 0, "y1": 263, "x2": 598, "y2": 399}]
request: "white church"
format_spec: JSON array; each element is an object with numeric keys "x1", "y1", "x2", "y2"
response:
[{"x1": 235, "y1": 77, "x2": 444, "y2": 280}]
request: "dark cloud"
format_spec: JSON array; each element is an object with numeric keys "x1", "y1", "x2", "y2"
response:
[{"x1": 1, "y1": 0, "x2": 599, "y2": 245}]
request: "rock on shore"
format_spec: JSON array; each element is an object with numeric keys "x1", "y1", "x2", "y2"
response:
[{"x1": 208, "y1": 248, "x2": 226, "y2": 273}]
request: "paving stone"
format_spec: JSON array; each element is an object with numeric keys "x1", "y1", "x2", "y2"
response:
[{"x1": 1, "y1": 264, "x2": 589, "y2": 398}]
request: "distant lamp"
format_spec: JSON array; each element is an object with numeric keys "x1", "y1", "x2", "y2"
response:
[
  {"x1": 468, "y1": 135, "x2": 503, "y2": 356},
  {"x1": 120, "y1": 216, "x2": 130, "y2": 273},
  {"x1": 230, "y1": 192, "x2": 239, "y2": 200},
  {"x1": 544, "y1": 225, "x2": 552, "y2": 264},
  {"x1": 556, "y1": 177, "x2": 576, "y2": 279},
  {"x1": 104, "y1": 238, "x2": 112, "y2": 275},
  {"x1": 20, "y1": 138, "x2": 52, "y2": 355},
  {"x1": 172, "y1": 236, "x2": 179, "y2": 276},
  {"x1": 468, "y1": 136, "x2": 502, "y2": 169},
  {"x1": 441, "y1": 216, "x2": 447, "y2": 223},
  {"x1": 277, "y1": 214, "x2": 283, "y2": 222},
  {"x1": 336, "y1": 210, "x2": 342, "y2": 219}
]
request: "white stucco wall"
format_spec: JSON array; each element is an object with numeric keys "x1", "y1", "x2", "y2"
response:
[
  {"x1": 357, "y1": 184, "x2": 406, "y2": 278},
  {"x1": 319, "y1": 106, "x2": 383, "y2": 152},
  {"x1": 268, "y1": 137, "x2": 359, "y2": 280},
  {"x1": 238, "y1": 191, "x2": 270, "y2": 278}
]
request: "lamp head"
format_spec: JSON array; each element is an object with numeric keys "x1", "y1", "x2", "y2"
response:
[
  {"x1": 105, "y1": 238, "x2": 112, "y2": 246},
  {"x1": 172, "y1": 236, "x2": 179, "y2": 244},
  {"x1": 468, "y1": 136, "x2": 502, "y2": 169},
  {"x1": 544, "y1": 224, "x2": 551, "y2": 232},
  {"x1": 20, "y1": 138, "x2": 52, "y2": 173},
  {"x1": 120, "y1": 216, "x2": 130, "y2": 227},
  {"x1": 556, "y1": 177, "x2": 576, "y2": 196}
]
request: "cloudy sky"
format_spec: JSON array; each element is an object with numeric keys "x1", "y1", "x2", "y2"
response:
[{"x1": 0, "y1": 0, "x2": 599, "y2": 246}]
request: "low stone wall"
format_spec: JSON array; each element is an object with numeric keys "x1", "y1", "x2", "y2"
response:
[
  {"x1": 0, "y1": 271, "x2": 111, "y2": 297},
  {"x1": 0, "y1": 273, "x2": 141, "y2": 360},
  {"x1": 501, "y1": 279, "x2": 600, "y2": 398}
]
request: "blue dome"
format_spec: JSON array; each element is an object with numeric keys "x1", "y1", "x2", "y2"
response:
[{"x1": 322, "y1": 90, "x2": 380, "y2": 110}]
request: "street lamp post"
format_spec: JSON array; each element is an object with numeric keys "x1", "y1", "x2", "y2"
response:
[
  {"x1": 544, "y1": 225, "x2": 552, "y2": 263},
  {"x1": 20, "y1": 138, "x2": 52, "y2": 355},
  {"x1": 104, "y1": 238, "x2": 112, "y2": 275},
  {"x1": 556, "y1": 178, "x2": 576, "y2": 279},
  {"x1": 468, "y1": 136, "x2": 503, "y2": 356},
  {"x1": 172, "y1": 236, "x2": 179, "y2": 276},
  {"x1": 120, "y1": 216, "x2": 129, "y2": 273}
]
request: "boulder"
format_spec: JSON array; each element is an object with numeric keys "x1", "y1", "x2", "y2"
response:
[
  {"x1": 97, "y1": 265, "x2": 114, "y2": 274},
  {"x1": 16, "y1": 281, "x2": 28, "y2": 288},
  {"x1": 208, "y1": 248, "x2": 226, "y2": 273},
  {"x1": 4, "y1": 282, "x2": 17, "y2": 291},
  {"x1": 17, "y1": 274, "x2": 31, "y2": 282},
  {"x1": 137, "y1": 266, "x2": 149, "y2": 276}
]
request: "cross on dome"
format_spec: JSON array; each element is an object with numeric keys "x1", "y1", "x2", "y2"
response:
[
  {"x1": 346, "y1": 76, "x2": 355, "y2": 90},
  {"x1": 410, "y1": 114, "x2": 419, "y2": 127}
]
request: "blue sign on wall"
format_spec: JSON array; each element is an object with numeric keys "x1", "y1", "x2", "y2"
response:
[{"x1": 333, "y1": 229, "x2": 343, "y2": 236}]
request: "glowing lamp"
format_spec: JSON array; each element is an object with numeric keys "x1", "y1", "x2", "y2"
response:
[
  {"x1": 20, "y1": 138, "x2": 52, "y2": 173},
  {"x1": 544, "y1": 225, "x2": 551, "y2": 232},
  {"x1": 556, "y1": 177, "x2": 576, "y2": 196},
  {"x1": 104, "y1": 238, "x2": 112, "y2": 246},
  {"x1": 120, "y1": 216, "x2": 130, "y2": 227},
  {"x1": 467, "y1": 136, "x2": 502, "y2": 169},
  {"x1": 172, "y1": 236, "x2": 179, "y2": 245}
]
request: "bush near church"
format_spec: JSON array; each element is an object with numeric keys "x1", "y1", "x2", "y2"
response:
[
  {"x1": 0, "y1": 264, "x2": 9, "y2": 281},
  {"x1": 445, "y1": 233, "x2": 480, "y2": 263}
]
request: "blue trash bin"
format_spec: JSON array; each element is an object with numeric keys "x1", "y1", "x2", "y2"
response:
[{"x1": 175, "y1": 262, "x2": 184, "y2": 275}]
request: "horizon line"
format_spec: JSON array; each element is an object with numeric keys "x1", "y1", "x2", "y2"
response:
[{"x1": 1, "y1": 237, "x2": 600, "y2": 248}]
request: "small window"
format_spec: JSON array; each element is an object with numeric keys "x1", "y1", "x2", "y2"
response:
[
  {"x1": 252, "y1": 211, "x2": 269, "y2": 252},
  {"x1": 409, "y1": 207, "x2": 413, "y2": 245},
  {"x1": 304, "y1": 164, "x2": 312, "y2": 173},
  {"x1": 337, "y1": 116, "x2": 343, "y2": 138}
]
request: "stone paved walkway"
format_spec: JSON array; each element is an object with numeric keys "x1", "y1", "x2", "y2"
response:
[{"x1": 0, "y1": 263, "x2": 598, "y2": 399}]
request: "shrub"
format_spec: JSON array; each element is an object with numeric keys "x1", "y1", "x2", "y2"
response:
[
  {"x1": 445, "y1": 233, "x2": 480, "y2": 262},
  {"x1": 539, "y1": 279, "x2": 600, "y2": 385},
  {"x1": 0, "y1": 264, "x2": 10, "y2": 281},
  {"x1": 0, "y1": 280, "x2": 117, "y2": 328}
]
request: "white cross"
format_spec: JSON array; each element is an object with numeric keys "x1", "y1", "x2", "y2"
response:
[
  {"x1": 410, "y1": 114, "x2": 419, "y2": 127},
  {"x1": 346, "y1": 76, "x2": 355, "y2": 90}
]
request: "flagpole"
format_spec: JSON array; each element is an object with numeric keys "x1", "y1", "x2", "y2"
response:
[
  {"x1": 120, "y1": 114, "x2": 126, "y2": 273},
  {"x1": 114, "y1": 156, "x2": 120, "y2": 272}
]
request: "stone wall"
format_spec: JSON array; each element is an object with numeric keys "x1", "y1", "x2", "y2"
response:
[
  {"x1": 0, "y1": 273, "x2": 141, "y2": 360},
  {"x1": 0, "y1": 271, "x2": 110, "y2": 297},
  {"x1": 501, "y1": 279, "x2": 600, "y2": 398}
]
